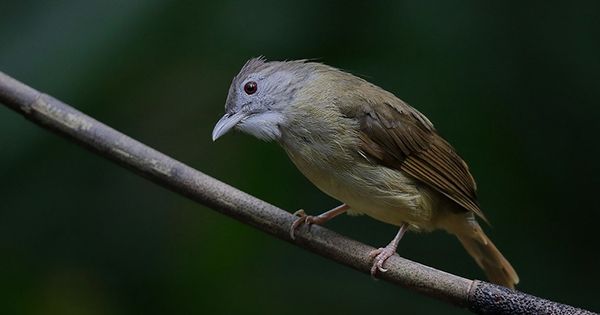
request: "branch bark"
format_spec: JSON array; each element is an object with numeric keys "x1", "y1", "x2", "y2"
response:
[{"x1": 0, "y1": 71, "x2": 595, "y2": 315}]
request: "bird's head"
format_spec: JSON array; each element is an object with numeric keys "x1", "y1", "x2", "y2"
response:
[{"x1": 212, "y1": 57, "x2": 315, "y2": 142}]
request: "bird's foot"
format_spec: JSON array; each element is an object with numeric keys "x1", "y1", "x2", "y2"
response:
[
  {"x1": 367, "y1": 224, "x2": 408, "y2": 277},
  {"x1": 290, "y1": 209, "x2": 322, "y2": 240},
  {"x1": 289, "y1": 204, "x2": 349, "y2": 240},
  {"x1": 368, "y1": 246, "x2": 397, "y2": 276}
]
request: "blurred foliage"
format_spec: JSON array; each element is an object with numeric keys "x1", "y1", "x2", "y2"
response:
[{"x1": 1, "y1": 1, "x2": 599, "y2": 314}]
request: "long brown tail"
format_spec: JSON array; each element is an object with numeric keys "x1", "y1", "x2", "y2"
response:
[{"x1": 456, "y1": 224, "x2": 519, "y2": 289}]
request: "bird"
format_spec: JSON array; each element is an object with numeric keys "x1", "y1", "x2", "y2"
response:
[{"x1": 212, "y1": 57, "x2": 519, "y2": 288}]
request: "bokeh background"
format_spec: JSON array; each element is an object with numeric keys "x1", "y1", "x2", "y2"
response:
[{"x1": 1, "y1": 1, "x2": 599, "y2": 314}]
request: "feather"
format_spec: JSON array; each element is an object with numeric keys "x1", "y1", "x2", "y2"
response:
[{"x1": 341, "y1": 93, "x2": 488, "y2": 223}]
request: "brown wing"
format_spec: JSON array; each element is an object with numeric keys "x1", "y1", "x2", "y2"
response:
[{"x1": 349, "y1": 99, "x2": 487, "y2": 222}]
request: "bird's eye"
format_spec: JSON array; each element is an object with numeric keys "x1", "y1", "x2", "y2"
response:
[{"x1": 243, "y1": 81, "x2": 257, "y2": 95}]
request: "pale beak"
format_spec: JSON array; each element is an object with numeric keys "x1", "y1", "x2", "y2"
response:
[{"x1": 212, "y1": 112, "x2": 247, "y2": 141}]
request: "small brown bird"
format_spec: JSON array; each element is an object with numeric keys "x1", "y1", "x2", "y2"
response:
[{"x1": 212, "y1": 57, "x2": 519, "y2": 288}]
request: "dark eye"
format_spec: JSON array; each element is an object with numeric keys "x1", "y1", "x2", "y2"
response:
[{"x1": 243, "y1": 81, "x2": 257, "y2": 95}]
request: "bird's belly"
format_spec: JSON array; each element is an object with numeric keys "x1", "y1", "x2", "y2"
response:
[
  {"x1": 289, "y1": 155, "x2": 437, "y2": 230},
  {"x1": 326, "y1": 175, "x2": 435, "y2": 230}
]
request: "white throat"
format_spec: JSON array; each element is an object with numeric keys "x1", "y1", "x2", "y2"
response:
[{"x1": 237, "y1": 111, "x2": 285, "y2": 141}]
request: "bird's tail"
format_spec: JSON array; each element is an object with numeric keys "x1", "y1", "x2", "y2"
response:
[{"x1": 456, "y1": 223, "x2": 519, "y2": 289}]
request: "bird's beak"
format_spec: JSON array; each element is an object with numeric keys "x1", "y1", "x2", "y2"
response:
[{"x1": 212, "y1": 112, "x2": 246, "y2": 141}]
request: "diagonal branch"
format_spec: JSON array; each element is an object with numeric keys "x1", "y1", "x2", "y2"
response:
[{"x1": 0, "y1": 71, "x2": 595, "y2": 315}]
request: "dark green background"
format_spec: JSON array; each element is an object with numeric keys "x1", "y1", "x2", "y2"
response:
[{"x1": 1, "y1": 1, "x2": 599, "y2": 314}]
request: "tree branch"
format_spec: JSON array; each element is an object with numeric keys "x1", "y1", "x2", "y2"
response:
[{"x1": 0, "y1": 71, "x2": 595, "y2": 315}]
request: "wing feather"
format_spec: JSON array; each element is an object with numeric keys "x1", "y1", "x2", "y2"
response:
[{"x1": 348, "y1": 99, "x2": 487, "y2": 222}]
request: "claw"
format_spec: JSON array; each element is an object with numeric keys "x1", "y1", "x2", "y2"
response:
[
  {"x1": 376, "y1": 259, "x2": 388, "y2": 273},
  {"x1": 293, "y1": 209, "x2": 306, "y2": 217},
  {"x1": 290, "y1": 209, "x2": 310, "y2": 240},
  {"x1": 368, "y1": 247, "x2": 393, "y2": 276}
]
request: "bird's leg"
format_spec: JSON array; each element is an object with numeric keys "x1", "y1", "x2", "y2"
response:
[
  {"x1": 290, "y1": 204, "x2": 349, "y2": 240},
  {"x1": 368, "y1": 223, "x2": 409, "y2": 276}
]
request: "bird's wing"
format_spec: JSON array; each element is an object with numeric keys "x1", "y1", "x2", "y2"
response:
[{"x1": 346, "y1": 99, "x2": 487, "y2": 222}]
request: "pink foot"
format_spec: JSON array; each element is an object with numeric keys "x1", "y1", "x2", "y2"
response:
[
  {"x1": 290, "y1": 210, "x2": 321, "y2": 240},
  {"x1": 367, "y1": 224, "x2": 408, "y2": 276},
  {"x1": 368, "y1": 246, "x2": 397, "y2": 276},
  {"x1": 289, "y1": 205, "x2": 349, "y2": 240}
]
